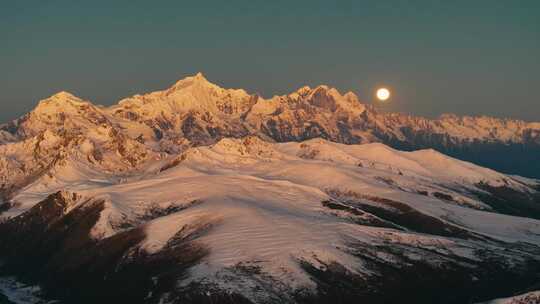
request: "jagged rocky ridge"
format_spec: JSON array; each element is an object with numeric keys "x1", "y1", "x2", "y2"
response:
[{"x1": 1, "y1": 73, "x2": 540, "y2": 195}]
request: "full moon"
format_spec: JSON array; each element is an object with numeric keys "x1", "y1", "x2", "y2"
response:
[{"x1": 376, "y1": 88, "x2": 391, "y2": 101}]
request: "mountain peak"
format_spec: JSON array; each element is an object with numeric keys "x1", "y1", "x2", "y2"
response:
[
  {"x1": 169, "y1": 72, "x2": 218, "y2": 92},
  {"x1": 188, "y1": 72, "x2": 208, "y2": 83},
  {"x1": 343, "y1": 91, "x2": 360, "y2": 103},
  {"x1": 296, "y1": 86, "x2": 312, "y2": 95},
  {"x1": 50, "y1": 91, "x2": 78, "y2": 100},
  {"x1": 37, "y1": 91, "x2": 85, "y2": 107},
  {"x1": 194, "y1": 72, "x2": 206, "y2": 79},
  {"x1": 32, "y1": 91, "x2": 91, "y2": 116}
]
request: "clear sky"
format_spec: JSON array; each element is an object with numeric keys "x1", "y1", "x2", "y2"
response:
[{"x1": 1, "y1": 0, "x2": 539, "y2": 123}]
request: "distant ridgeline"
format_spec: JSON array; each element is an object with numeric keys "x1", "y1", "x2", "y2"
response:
[{"x1": 1, "y1": 73, "x2": 539, "y2": 182}]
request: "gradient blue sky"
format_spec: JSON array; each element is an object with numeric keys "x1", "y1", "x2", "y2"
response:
[{"x1": 1, "y1": 0, "x2": 539, "y2": 123}]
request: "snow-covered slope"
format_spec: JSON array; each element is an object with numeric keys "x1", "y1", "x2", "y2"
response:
[{"x1": 1, "y1": 136, "x2": 539, "y2": 303}]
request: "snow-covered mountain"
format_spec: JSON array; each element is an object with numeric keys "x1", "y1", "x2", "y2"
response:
[
  {"x1": 111, "y1": 73, "x2": 540, "y2": 178},
  {"x1": 2, "y1": 73, "x2": 539, "y2": 186},
  {"x1": 1, "y1": 135, "x2": 540, "y2": 303},
  {"x1": 0, "y1": 74, "x2": 540, "y2": 303}
]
